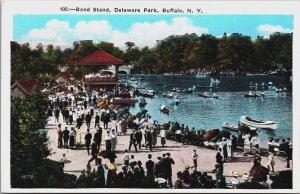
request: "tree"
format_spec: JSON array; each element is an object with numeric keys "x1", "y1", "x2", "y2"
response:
[{"x1": 124, "y1": 42, "x2": 135, "y2": 52}]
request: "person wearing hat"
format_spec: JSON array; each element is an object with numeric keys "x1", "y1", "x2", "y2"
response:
[
  {"x1": 84, "y1": 128, "x2": 92, "y2": 155},
  {"x1": 182, "y1": 165, "x2": 190, "y2": 184},
  {"x1": 129, "y1": 130, "x2": 138, "y2": 152},
  {"x1": 146, "y1": 154, "x2": 155, "y2": 185},
  {"x1": 94, "y1": 112, "x2": 100, "y2": 128},
  {"x1": 164, "y1": 152, "x2": 175, "y2": 186},
  {"x1": 154, "y1": 156, "x2": 163, "y2": 178},
  {"x1": 110, "y1": 129, "x2": 118, "y2": 152},
  {"x1": 105, "y1": 130, "x2": 112, "y2": 151},
  {"x1": 56, "y1": 124, "x2": 63, "y2": 148},
  {"x1": 174, "y1": 171, "x2": 184, "y2": 188},
  {"x1": 62, "y1": 126, "x2": 70, "y2": 148},
  {"x1": 96, "y1": 158, "x2": 105, "y2": 187},
  {"x1": 88, "y1": 140, "x2": 98, "y2": 165},
  {"x1": 117, "y1": 164, "x2": 129, "y2": 187}
]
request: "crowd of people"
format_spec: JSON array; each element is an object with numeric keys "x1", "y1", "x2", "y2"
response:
[{"x1": 48, "y1": 82, "x2": 292, "y2": 189}]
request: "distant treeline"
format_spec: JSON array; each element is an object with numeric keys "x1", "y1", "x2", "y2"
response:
[{"x1": 11, "y1": 32, "x2": 292, "y2": 83}]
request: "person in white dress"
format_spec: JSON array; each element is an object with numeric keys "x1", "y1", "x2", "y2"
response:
[
  {"x1": 242, "y1": 133, "x2": 251, "y2": 155},
  {"x1": 111, "y1": 119, "x2": 117, "y2": 132},
  {"x1": 117, "y1": 119, "x2": 122, "y2": 135},
  {"x1": 227, "y1": 138, "x2": 233, "y2": 158},
  {"x1": 110, "y1": 129, "x2": 118, "y2": 151},
  {"x1": 159, "y1": 129, "x2": 166, "y2": 147}
]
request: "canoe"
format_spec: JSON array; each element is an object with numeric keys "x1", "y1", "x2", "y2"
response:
[
  {"x1": 163, "y1": 93, "x2": 173, "y2": 99},
  {"x1": 196, "y1": 85, "x2": 212, "y2": 89},
  {"x1": 244, "y1": 92, "x2": 261, "y2": 97},
  {"x1": 240, "y1": 115, "x2": 277, "y2": 129},
  {"x1": 110, "y1": 98, "x2": 138, "y2": 105},
  {"x1": 275, "y1": 88, "x2": 288, "y2": 93},
  {"x1": 198, "y1": 92, "x2": 218, "y2": 99},
  {"x1": 221, "y1": 122, "x2": 239, "y2": 130},
  {"x1": 97, "y1": 99, "x2": 106, "y2": 107},
  {"x1": 221, "y1": 122, "x2": 257, "y2": 131}
]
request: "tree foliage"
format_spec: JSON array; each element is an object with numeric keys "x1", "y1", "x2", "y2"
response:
[{"x1": 11, "y1": 32, "x2": 292, "y2": 84}]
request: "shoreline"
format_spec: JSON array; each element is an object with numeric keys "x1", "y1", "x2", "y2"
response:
[{"x1": 47, "y1": 107, "x2": 292, "y2": 187}]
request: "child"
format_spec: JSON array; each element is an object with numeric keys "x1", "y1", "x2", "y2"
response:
[{"x1": 267, "y1": 152, "x2": 275, "y2": 172}]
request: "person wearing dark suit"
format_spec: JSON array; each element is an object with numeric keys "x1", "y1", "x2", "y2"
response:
[
  {"x1": 136, "y1": 129, "x2": 143, "y2": 149},
  {"x1": 128, "y1": 131, "x2": 138, "y2": 152},
  {"x1": 62, "y1": 127, "x2": 70, "y2": 148},
  {"x1": 93, "y1": 128, "x2": 101, "y2": 152},
  {"x1": 145, "y1": 129, "x2": 153, "y2": 151},
  {"x1": 165, "y1": 153, "x2": 175, "y2": 186},
  {"x1": 88, "y1": 141, "x2": 98, "y2": 165},
  {"x1": 85, "y1": 112, "x2": 92, "y2": 128},
  {"x1": 145, "y1": 154, "x2": 155, "y2": 184},
  {"x1": 84, "y1": 129, "x2": 92, "y2": 155},
  {"x1": 216, "y1": 148, "x2": 224, "y2": 173},
  {"x1": 94, "y1": 112, "x2": 100, "y2": 128}
]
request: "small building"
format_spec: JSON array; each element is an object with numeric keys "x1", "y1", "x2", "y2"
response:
[
  {"x1": 11, "y1": 77, "x2": 43, "y2": 99},
  {"x1": 55, "y1": 71, "x2": 73, "y2": 84}
]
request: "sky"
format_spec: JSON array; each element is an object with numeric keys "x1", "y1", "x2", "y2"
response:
[{"x1": 13, "y1": 15, "x2": 294, "y2": 49}]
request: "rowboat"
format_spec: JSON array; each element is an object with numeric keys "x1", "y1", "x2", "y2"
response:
[
  {"x1": 221, "y1": 121, "x2": 257, "y2": 131},
  {"x1": 110, "y1": 97, "x2": 138, "y2": 105},
  {"x1": 157, "y1": 83, "x2": 166, "y2": 86},
  {"x1": 139, "y1": 98, "x2": 147, "y2": 106},
  {"x1": 97, "y1": 99, "x2": 106, "y2": 107},
  {"x1": 175, "y1": 98, "x2": 181, "y2": 105},
  {"x1": 221, "y1": 122, "x2": 239, "y2": 130},
  {"x1": 160, "y1": 104, "x2": 169, "y2": 114},
  {"x1": 198, "y1": 92, "x2": 218, "y2": 99},
  {"x1": 163, "y1": 93, "x2": 173, "y2": 99},
  {"x1": 196, "y1": 84, "x2": 212, "y2": 89},
  {"x1": 240, "y1": 115, "x2": 277, "y2": 129},
  {"x1": 244, "y1": 91, "x2": 261, "y2": 97},
  {"x1": 275, "y1": 87, "x2": 288, "y2": 93}
]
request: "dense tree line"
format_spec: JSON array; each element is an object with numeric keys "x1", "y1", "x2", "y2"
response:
[{"x1": 11, "y1": 32, "x2": 292, "y2": 83}]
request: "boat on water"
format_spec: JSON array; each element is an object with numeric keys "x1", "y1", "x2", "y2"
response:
[
  {"x1": 157, "y1": 83, "x2": 166, "y2": 86},
  {"x1": 198, "y1": 92, "x2": 218, "y2": 99},
  {"x1": 130, "y1": 77, "x2": 137, "y2": 81},
  {"x1": 163, "y1": 93, "x2": 174, "y2": 99},
  {"x1": 221, "y1": 121, "x2": 257, "y2": 131},
  {"x1": 110, "y1": 97, "x2": 138, "y2": 105},
  {"x1": 196, "y1": 84, "x2": 213, "y2": 89},
  {"x1": 137, "y1": 89, "x2": 155, "y2": 98},
  {"x1": 244, "y1": 91, "x2": 263, "y2": 97},
  {"x1": 275, "y1": 87, "x2": 288, "y2": 93},
  {"x1": 139, "y1": 98, "x2": 147, "y2": 106},
  {"x1": 240, "y1": 115, "x2": 277, "y2": 129},
  {"x1": 160, "y1": 104, "x2": 169, "y2": 114},
  {"x1": 175, "y1": 97, "x2": 181, "y2": 105}
]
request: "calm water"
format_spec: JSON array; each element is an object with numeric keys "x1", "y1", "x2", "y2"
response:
[{"x1": 124, "y1": 74, "x2": 292, "y2": 148}]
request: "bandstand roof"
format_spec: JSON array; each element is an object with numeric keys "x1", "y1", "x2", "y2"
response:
[{"x1": 77, "y1": 50, "x2": 123, "y2": 66}]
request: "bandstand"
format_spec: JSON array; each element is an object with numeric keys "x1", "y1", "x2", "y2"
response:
[{"x1": 76, "y1": 50, "x2": 123, "y2": 91}]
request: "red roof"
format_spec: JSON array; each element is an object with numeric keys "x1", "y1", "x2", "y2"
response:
[
  {"x1": 59, "y1": 71, "x2": 73, "y2": 80},
  {"x1": 77, "y1": 50, "x2": 123, "y2": 66},
  {"x1": 14, "y1": 77, "x2": 43, "y2": 95}
]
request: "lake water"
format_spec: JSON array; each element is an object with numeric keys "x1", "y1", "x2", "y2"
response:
[{"x1": 123, "y1": 74, "x2": 292, "y2": 148}]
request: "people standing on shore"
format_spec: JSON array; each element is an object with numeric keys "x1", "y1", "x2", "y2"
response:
[
  {"x1": 105, "y1": 130, "x2": 112, "y2": 151},
  {"x1": 94, "y1": 112, "x2": 100, "y2": 128},
  {"x1": 129, "y1": 130, "x2": 138, "y2": 152},
  {"x1": 242, "y1": 133, "x2": 251, "y2": 156},
  {"x1": 93, "y1": 127, "x2": 101, "y2": 152},
  {"x1": 160, "y1": 128, "x2": 166, "y2": 147},
  {"x1": 216, "y1": 148, "x2": 224, "y2": 173},
  {"x1": 88, "y1": 140, "x2": 98, "y2": 165},
  {"x1": 56, "y1": 124, "x2": 63, "y2": 148},
  {"x1": 145, "y1": 128, "x2": 153, "y2": 151},
  {"x1": 62, "y1": 127, "x2": 70, "y2": 148},
  {"x1": 122, "y1": 149, "x2": 130, "y2": 168},
  {"x1": 192, "y1": 149, "x2": 199, "y2": 171},
  {"x1": 165, "y1": 153, "x2": 175, "y2": 187},
  {"x1": 136, "y1": 128, "x2": 143, "y2": 149},
  {"x1": 267, "y1": 152, "x2": 275, "y2": 172},
  {"x1": 146, "y1": 154, "x2": 155, "y2": 185},
  {"x1": 69, "y1": 127, "x2": 76, "y2": 149},
  {"x1": 76, "y1": 127, "x2": 81, "y2": 146},
  {"x1": 76, "y1": 114, "x2": 83, "y2": 129},
  {"x1": 84, "y1": 129, "x2": 92, "y2": 155},
  {"x1": 54, "y1": 107, "x2": 60, "y2": 123},
  {"x1": 85, "y1": 112, "x2": 91, "y2": 128},
  {"x1": 227, "y1": 137, "x2": 233, "y2": 159},
  {"x1": 111, "y1": 129, "x2": 118, "y2": 152}
]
